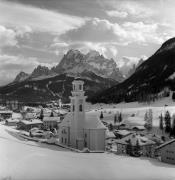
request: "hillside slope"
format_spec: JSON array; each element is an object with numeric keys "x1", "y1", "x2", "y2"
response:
[
  {"x1": 90, "y1": 37, "x2": 175, "y2": 103},
  {"x1": 0, "y1": 72, "x2": 117, "y2": 103}
]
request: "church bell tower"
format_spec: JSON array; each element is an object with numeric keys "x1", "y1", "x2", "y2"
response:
[{"x1": 70, "y1": 79, "x2": 86, "y2": 149}]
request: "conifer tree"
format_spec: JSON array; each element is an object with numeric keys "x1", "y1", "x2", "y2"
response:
[
  {"x1": 144, "y1": 109, "x2": 153, "y2": 131},
  {"x1": 171, "y1": 116, "x2": 175, "y2": 137},
  {"x1": 148, "y1": 109, "x2": 153, "y2": 129},
  {"x1": 134, "y1": 140, "x2": 141, "y2": 156},
  {"x1": 164, "y1": 111, "x2": 171, "y2": 133},
  {"x1": 159, "y1": 113, "x2": 164, "y2": 132},
  {"x1": 172, "y1": 92, "x2": 175, "y2": 101},
  {"x1": 50, "y1": 111, "x2": 54, "y2": 117},
  {"x1": 39, "y1": 109, "x2": 44, "y2": 120},
  {"x1": 108, "y1": 123, "x2": 113, "y2": 131},
  {"x1": 100, "y1": 111, "x2": 104, "y2": 119},
  {"x1": 118, "y1": 112, "x2": 122, "y2": 123},
  {"x1": 126, "y1": 139, "x2": 132, "y2": 156},
  {"x1": 144, "y1": 111, "x2": 148, "y2": 122},
  {"x1": 114, "y1": 114, "x2": 117, "y2": 124}
]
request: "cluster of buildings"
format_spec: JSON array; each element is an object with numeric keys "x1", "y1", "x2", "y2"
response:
[
  {"x1": 0, "y1": 79, "x2": 174, "y2": 164},
  {"x1": 105, "y1": 116, "x2": 175, "y2": 164}
]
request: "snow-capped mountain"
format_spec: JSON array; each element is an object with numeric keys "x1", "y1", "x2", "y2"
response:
[
  {"x1": 90, "y1": 37, "x2": 175, "y2": 103},
  {"x1": 52, "y1": 49, "x2": 124, "y2": 82},
  {"x1": 13, "y1": 71, "x2": 29, "y2": 82}
]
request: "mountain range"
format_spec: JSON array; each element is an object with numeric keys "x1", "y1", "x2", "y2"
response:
[
  {"x1": 13, "y1": 49, "x2": 124, "y2": 83},
  {"x1": 0, "y1": 49, "x2": 122, "y2": 103},
  {"x1": 3, "y1": 36, "x2": 175, "y2": 105}
]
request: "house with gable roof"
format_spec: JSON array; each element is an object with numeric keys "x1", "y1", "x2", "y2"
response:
[{"x1": 115, "y1": 133, "x2": 156, "y2": 157}]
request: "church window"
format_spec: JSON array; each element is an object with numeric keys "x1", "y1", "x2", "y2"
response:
[
  {"x1": 73, "y1": 105, "x2": 75, "y2": 112},
  {"x1": 65, "y1": 138, "x2": 67, "y2": 144},
  {"x1": 79, "y1": 104, "x2": 83, "y2": 112},
  {"x1": 61, "y1": 137, "x2": 63, "y2": 143},
  {"x1": 79, "y1": 84, "x2": 82, "y2": 90}
]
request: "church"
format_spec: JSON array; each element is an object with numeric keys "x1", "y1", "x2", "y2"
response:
[{"x1": 59, "y1": 79, "x2": 106, "y2": 151}]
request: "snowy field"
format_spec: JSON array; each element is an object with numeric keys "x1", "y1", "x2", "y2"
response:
[
  {"x1": 0, "y1": 123, "x2": 175, "y2": 180},
  {"x1": 88, "y1": 97, "x2": 175, "y2": 127}
]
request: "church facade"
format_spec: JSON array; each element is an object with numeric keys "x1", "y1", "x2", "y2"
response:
[{"x1": 59, "y1": 79, "x2": 106, "y2": 151}]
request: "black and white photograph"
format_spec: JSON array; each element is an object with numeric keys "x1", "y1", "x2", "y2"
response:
[{"x1": 0, "y1": 0, "x2": 175, "y2": 179}]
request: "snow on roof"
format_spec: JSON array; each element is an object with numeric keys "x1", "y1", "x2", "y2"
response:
[
  {"x1": 25, "y1": 113, "x2": 36, "y2": 119},
  {"x1": 131, "y1": 126, "x2": 145, "y2": 130},
  {"x1": 115, "y1": 134, "x2": 155, "y2": 146},
  {"x1": 114, "y1": 130, "x2": 132, "y2": 136},
  {"x1": 6, "y1": 119, "x2": 20, "y2": 123},
  {"x1": 106, "y1": 130, "x2": 115, "y2": 139},
  {"x1": 43, "y1": 117, "x2": 60, "y2": 122},
  {"x1": 0, "y1": 110, "x2": 13, "y2": 114},
  {"x1": 156, "y1": 139, "x2": 175, "y2": 150},
  {"x1": 43, "y1": 112, "x2": 58, "y2": 117},
  {"x1": 122, "y1": 116, "x2": 145, "y2": 126},
  {"x1": 145, "y1": 134, "x2": 164, "y2": 144},
  {"x1": 58, "y1": 110, "x2": 68, "y2": 114},
  {"x1": 60, "y1": 112, "x2": 106, "y2": 130},
  {"x1": 21, "y1": 119, "x2": 43, "y2": 125}
]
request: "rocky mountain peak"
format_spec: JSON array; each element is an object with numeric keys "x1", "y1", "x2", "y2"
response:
[
  {"x1": 65, "y1": 49, "x2": 84, "y2": 60},
  {"x1": 14, "y1": 71, "x2": 29, "y2": 82},
  {"x1": 31, "y1": 65, "x2": 51, "y2": 78},
  {"x1": 86, "y1": 50, "x2": 100, "y2": 58},
  {"x1": 53, "y1": 49, "x2": 124, "y2": 81}
]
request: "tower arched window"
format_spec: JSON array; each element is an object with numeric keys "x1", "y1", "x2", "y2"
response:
[
  {"x1": 79, "y1": 104, "x2": 83, "y2": 112},
  {"x1": 73, "y1": 105, "x2": 75, "y2": 112}
]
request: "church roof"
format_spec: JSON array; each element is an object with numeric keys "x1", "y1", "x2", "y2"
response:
[
  {"x1": 43, "y1": 116, "x2": 60, "y2": 122},
  {"x1": 59, "y1": 113, "x2": 72, "y2": 127},
  {"x1": 84, "y1": 112, "x2": 106, "y2": 129},
  {"x1": 60, "y1": 112, "x2": 106, "y2": 130}
]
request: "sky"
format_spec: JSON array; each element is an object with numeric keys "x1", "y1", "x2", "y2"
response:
[{"x1": 0, "y1": 0, "x2": 175, "y2": 85}]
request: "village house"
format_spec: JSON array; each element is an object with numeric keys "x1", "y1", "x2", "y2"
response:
[
  {"x1": 155, "y1": 139, "x2": 175, "y2": 164},
  {"x1": 114, "y1": 130, "x2": 133, "y2": 139},
  {"x1": 6, "y1": 100, "x2": 21, "y2": 111},
  {"x1": 115, "y1": 133, "x2": 156, "y2": 157},
  {"x1": 59, "y1": 79, "x2": 106, "y2": 151},
  {"x1": 43, "y1": 111, "x2": 58, "y2": 118},
  {"x1": 43, "y1": 116, "x2": 60, "y2": 130},
  {"x1": 17, "y1": 119, "x2": 43, "y2": 131},
  {"x1": 0, "y1": 110, "x2": 13, "y2": 119},
  {"x1": 5, "y1": 119, "x2": 20, "y2": 126},
  {"x1": 21, "y1": 112, "x2": 37, "y2": 120}
]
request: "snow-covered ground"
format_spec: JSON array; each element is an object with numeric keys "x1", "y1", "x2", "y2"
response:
[
  {"x1": 0, "y1": 124, "x2": 175, "y2": 180},
  {"x1": 88, "y1": 96, "x2": 175, "y2": 127}
]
